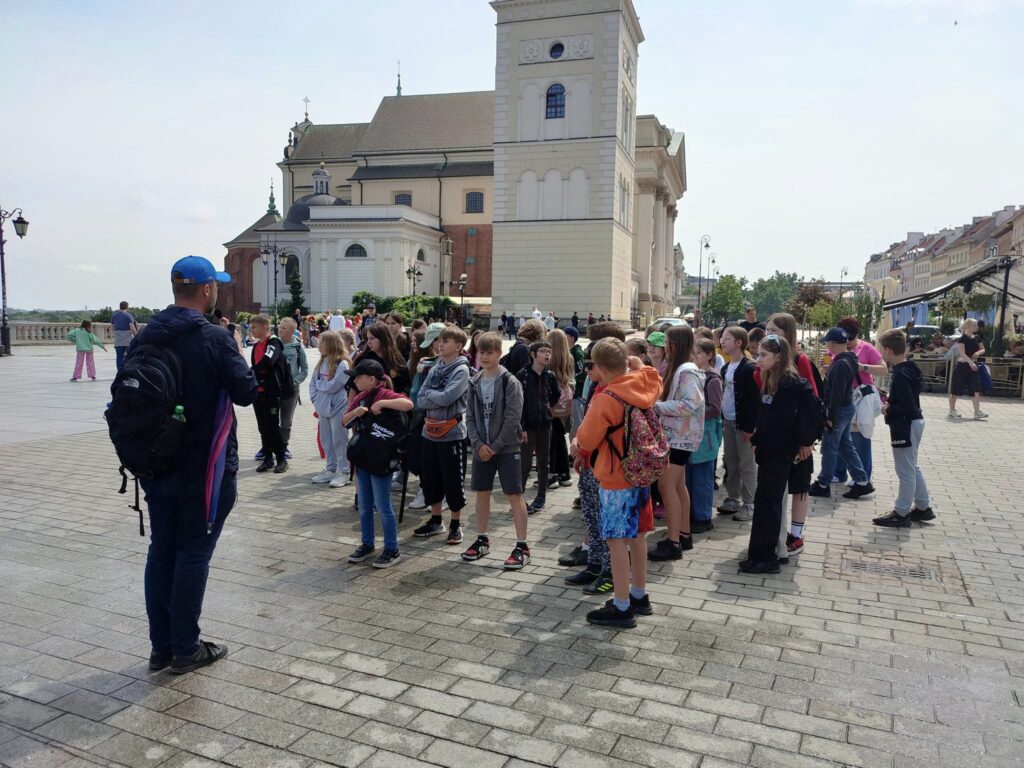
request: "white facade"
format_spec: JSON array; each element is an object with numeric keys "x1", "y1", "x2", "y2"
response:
[{"x1": 490, "y1": 0, "x2": 644, "y2": 323}]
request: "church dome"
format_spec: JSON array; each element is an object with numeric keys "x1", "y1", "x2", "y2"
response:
[{"x1": 285, "y1": 193, "x2": 348, "y2": 226}]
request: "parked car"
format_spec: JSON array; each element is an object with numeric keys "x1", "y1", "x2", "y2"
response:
[{"x1": 652, "y1": 317, "x2": 688, "y2": 328}]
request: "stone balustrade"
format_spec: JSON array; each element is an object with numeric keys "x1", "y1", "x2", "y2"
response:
[{"x1": 8, "y1": 322, "x2": 145, "y2": 345}]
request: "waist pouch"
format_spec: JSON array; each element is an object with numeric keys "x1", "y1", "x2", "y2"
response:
[{"x1": 424, "y1": 417, "x2": 460, "y2": 439}]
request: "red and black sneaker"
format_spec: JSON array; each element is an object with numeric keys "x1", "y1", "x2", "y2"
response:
[
  {"x1": 504, "y1": 545, "x2": 531, "y2": 571},
  {"x1": 786, "y1": 533, "x2": 804, "y2": 556},
  {"x1": 461, "y1": 536, "x2": 490, "y2": 561}
]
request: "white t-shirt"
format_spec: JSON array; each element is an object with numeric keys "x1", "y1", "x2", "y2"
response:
[
  {"x1": 723, "y1": 361, "x2": 738, "y2": 421},
  {"x1": 532, "y1": 309, "x2": 543, "y2": 320},
  {"x1": 328, "y1": 314, "x2": 344, "y2": 332},
  {"x1": 479, "y1": 371, "x2": 499, "y2": 437}
]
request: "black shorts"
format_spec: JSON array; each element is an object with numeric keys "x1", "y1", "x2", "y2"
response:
[
  {"x1": 420, "y1": 439, "x2": 467, "y2": 511},
  {"x1": 788, "y1": 456, "x2": 813, "y2": 496},
  {"x1": 951, "y1": 362, "x2": 981, "y2": 396},
  {"x1": 669, "y1": 448, "x2": 691, "y2": 466},
  {"x1": 470, "y1": 452, "x2": 523, "y2": 496}
]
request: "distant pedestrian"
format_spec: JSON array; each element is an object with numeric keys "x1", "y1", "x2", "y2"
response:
[
  {"x1": 571, "y1": 312, "x2": 579, "y2": 329},
  {"x1": 128, "y1": 255, "x2": 256, "y2": 674},
  {"x1": 328, "y1": 309, "x2": 345, "y2": 332},
  {"x1": 532, "y1": 306, "x2": 543, "y2": 321},
  {"x1": 111, "y1": 301, "x2": 137, "y2": 371},
  {"x1": 67, "y1": 320, "x2": 106, "y2": 381},
  {"x1": 545, "y1": 311, "x2": 556, "y2": 332}
]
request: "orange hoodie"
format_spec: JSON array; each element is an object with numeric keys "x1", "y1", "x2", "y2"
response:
[{"x1": 576, "y1": 366, "x2": 662, "y2": 490}]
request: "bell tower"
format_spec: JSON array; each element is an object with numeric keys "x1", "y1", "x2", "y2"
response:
[{"x1": 490, "y1": 0, "x2": 643, "y2": 323}]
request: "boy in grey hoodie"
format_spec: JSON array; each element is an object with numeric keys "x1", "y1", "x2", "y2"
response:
[
  {"x1": 414, "y1": 325, "x2": 471, "y2": 543},
  {"x1": 278, "y1": 318, "x2": 308, "y2": 456},
  {"x1": 462, "y1": 332, "x2": 530, "y2": 569}
]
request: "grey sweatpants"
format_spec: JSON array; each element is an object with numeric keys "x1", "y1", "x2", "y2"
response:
[
  {"x1": 893, "y1": 419, "x2": 930, "y2": 515},
  {"x1": 279, "y1": 392, "x2": 299, "y2": 447},
  {"x1": 722, "y1": 419, "x2": 756, "y2": 512}
]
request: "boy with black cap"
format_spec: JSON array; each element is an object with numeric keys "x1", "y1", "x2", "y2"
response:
[{"x1": 808, "y1": 328, "x2": 874, "y2": 499}]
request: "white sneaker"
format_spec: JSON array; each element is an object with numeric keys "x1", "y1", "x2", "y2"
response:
[
  {"x1": 312, "y1": 471, "x2": 335, "y2": 484},
  {"x1": 973, "y1": 411, "x2": 989, "y2": 420},
  {"x1": 409, "y1": 490, "x2": 428, "y2": 510},
  {"x1": 330, "y1": 474, "x2": 351, "y2": 488},
  {"x1": 733, "y1": 506, "x2": 753, "y2": 522},
  {"x1": 948, "y1": 410, "x2": 962, "y2": 419}
]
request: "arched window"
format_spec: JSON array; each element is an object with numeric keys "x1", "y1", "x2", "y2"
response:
[
  {"x1": 465, "y1": 191, "x2": 484, "y2": 213},
  {"x1": 416, "y1": 249, "x2": 426, "y2": 262},
  {"x1": 285, "y1": 254, "x2": 300, "y2": 283},
  {"x1": 394, "y1": 192, "x2": 412, "y2": 206},
  {"x1": 545, "y1": 84, "x2": 565, "y2": 119},
  {"x1": 345, "y1": 244, "x2": 367, "y2": 258}
]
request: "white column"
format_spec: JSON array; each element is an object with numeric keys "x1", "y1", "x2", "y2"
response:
[
  {"x1": 635, "y1": 189, "x2": 655, "y2": 300},
  {"x1": 653, "y1": 191, "x2": 667, "y2": 306},
  {"x1": 664, "y1": 206, "x2": 676, "y2": 308}
]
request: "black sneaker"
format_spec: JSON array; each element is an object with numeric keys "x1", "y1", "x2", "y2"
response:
[
  {"x1": 558, "y1": 545, "x2": 589, "y2": 567},
  {"x1": 558, "y1": 476, "x2": 573, "y2": 487},
  {"x1": 873, "y1": 511, "x2": 911, "y2": 528},
  {"x1": 691, "y1": 520, "x2": 714, "y2": 534},
  {"x1": 909, "y1": 507, "x2": 936, "y2": 521},
  {"x1": 586, "y1": 603, "x2": 636, "y2": 629},
  {"x1": 504, "y1": 545, "x2": 531, "y2": 571},
  {"x1": 572, "y1": 497, "x2": 581, "y2": 509},
  {"x1": 842, "y1": 482, "x2": 875, "y2": 500},
  {"x1": 565, "y1": 568, "x2": 601, "y2": 586},
  {"x1": 348, "y1": 544, "x2": 376, "y2": 563},
  {"x1": 648, "y1": 538, "x2": 683, "y2": 561},
  {"x1": 462, "y1": 536, "x2": 490, "y2": 561},
  {"x1": 738, "y1": 559, "x2": 781, "y2": 574},
  {"x1": 807, "y1": 481, "x2": 831, "y2": 498},
  {"x1": 148, "y1": 650, "x2": 171, "y2": 671},
  {"x1": 372, "y1": 549, "x2": 402, "y2": 568},
  {"x1": 546, "y1": 477, "x2": 560, "y2": 490},
  {"x1": 170, "y1": 641, "x2": 228, "y2": 675},
  {"x1": 527, "y1": 498, "x2": 545, "y2": 515},
  {"x1": 446, "y1": 526, "x2": 464, "y2": 545},
  {"x1": 272, "y1": 459, "x2": 289, "y2": 474},
  {"x1": 678, "y1": 534, "x2": 694, "y2": 552},
  {"x1": 256, "y1": 459, "x2": 275, "y2": 473},
  {"x1": 414, "y1": 519, "x2": 446, "y2": 537},
  {"x1": 606, "y1": 595, "x2": 653, "y2": 616},
  {"x1": 582, "y1": 572, "x2": 614, "y2": 595}
]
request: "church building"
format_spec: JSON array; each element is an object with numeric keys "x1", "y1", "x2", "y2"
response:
[{"x1": 220, "y1": 0, "x2": 686, "y2": 325}]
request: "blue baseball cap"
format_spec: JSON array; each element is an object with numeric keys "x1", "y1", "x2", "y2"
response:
[
  {"x1": 171, "y1": 255, "x2": 231, "y2": 285},
  {"x1": 822, "y1": 328, "x2": 849, "y2": 344}
]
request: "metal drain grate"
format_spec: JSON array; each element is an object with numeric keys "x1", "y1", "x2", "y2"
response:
[{"x1": 841, "y1": 558, "x2": 937, "y2": 581}]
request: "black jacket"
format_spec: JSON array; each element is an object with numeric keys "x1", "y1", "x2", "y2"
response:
[
  {"x1": 251, "y1": 336, "x2": 292, "y2": 398},
  {"x1": 516, "y1": 365, "x2": 560, "y2": 430},
  {"x1": 132, "y1": 306, "x2": 257, "y2": 498},
  {"x1": 751, "y1": 375, "x2": 816, "y2": 463},
  {"x1": 503, "y1": 339, "x2": 531, "y2": 379},
  {"x1": 721, "y1": 357, "x2": 759, "y2": 433},
  {"x1": 885, "y1": 360, "x2": 923, "y2": 447},
  {"x1": 823, "y1": 351, "x2": 858, "y2": 423}
]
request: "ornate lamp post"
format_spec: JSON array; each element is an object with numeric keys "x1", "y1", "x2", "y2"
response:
[
  {"x1": 696, "y1": 235, "x2": 710, "y2": 324},
  {"x1": 406, "y1": 265, "x2": 423, "y2": 318},
  {"x1": 260, "y1": 243, "x2": 289, "y2": 326},
  {"x1": 1, "y1": 206, "x2": 29, "y2": 356},
  {"x1": 450, "y1": 272, "x2": 468, "y2": 323},
  {"x1": 838, "y1": 266, "x2": 849, "y2": 315}
]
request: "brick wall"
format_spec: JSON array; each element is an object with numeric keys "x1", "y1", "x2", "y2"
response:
[
  {"x1": 445, "y1": 224, "x2": 493, "y2": 298},
  {"x1": 220, "y1": 246, "x2": 261, "y2": 319}
]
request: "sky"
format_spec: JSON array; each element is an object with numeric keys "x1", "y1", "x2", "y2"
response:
[{"x1": 1, "y1": 0, "x2": 1022, "y2": 310}]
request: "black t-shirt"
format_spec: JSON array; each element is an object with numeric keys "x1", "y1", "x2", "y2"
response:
[
  {"x1": 739, "y1": 320, "x2": 765, "y2": 332},
  {"x1": 958, "y1": 333, "x2": 981, "y2": 360}
]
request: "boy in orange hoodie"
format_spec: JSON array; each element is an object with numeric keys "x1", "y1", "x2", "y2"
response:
[{"x1": 572, "y1": 338, "x2": 662, "y2": 629}]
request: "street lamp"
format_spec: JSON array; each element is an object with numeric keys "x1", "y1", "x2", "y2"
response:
[
  {"x1": 260, "y1": 243, "x2": 289, "y2": 325},
  {"x1": 838, "y1": 266, "x2": 849, "y2": 314},
  {"x1": 696, "y1": 235, "x2": 710, "y2": 323},
  {"x1": 0, "y1": 206, "x2": 29, "y2": 356},
  {"x1": 406, "y1": 264, "x2": 423, "y2": 318},
  {"x1": 450, "y1": 272, "x2": 468, "y2": 324},
  {"x1": 703, "y1": 252, "x2": 717, "y2": 321}
]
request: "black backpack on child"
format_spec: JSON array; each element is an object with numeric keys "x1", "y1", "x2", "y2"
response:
[
  {"x1": 105, "y1": 332, "x2": 196, "y2": 533},
  {"x1": 347, "y1": 390, "x2": 410, "y2": 477},
  {"x1": 793, "y1": 386, "x2": 827, "y2": 448}
]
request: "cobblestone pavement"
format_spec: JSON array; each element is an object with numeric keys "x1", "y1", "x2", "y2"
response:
[{"x1": 2, "y1": 345, "x2": 1023, "y2": 768}]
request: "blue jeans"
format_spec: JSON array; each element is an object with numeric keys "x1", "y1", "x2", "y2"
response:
[
  {"x1": 686, "y1": 460, "x2": 715, "y2": 522},
  {"x1": 832, "y1": 430, "x2": 872, "y2": 482},
  {"x1": 816, "y1": 404, "x2": 867, "y2": 486},
  {"x1": 356, "y1": 468, "x2": 398, "y2": 550},
  {"x1": 144, "y1": 480, "x2": 235, "y2": 657},
  {"x1": 115, "y1": 345, "x2": 127, "y2": 371}
]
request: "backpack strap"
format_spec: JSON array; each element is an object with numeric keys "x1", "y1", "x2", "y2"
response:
[{"x1": 600, "y1": 390, "x2": 629, "y2": 462}]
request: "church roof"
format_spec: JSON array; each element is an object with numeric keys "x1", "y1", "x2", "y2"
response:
[
  {"x1": 354, "y1": 91, "x2": 494, "y2": 154},
  {"x1": 350, "y1": 162, "x2": 494, "y2": 181},
  {"x1": 286, "y1": 122, "x2": 370, "y2": 162},
  {"x1": 223, "y1": 210, "x2": 282, "y2": 248}
]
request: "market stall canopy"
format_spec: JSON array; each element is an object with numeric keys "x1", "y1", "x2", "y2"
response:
[{"x1": 883, "y1": 256, "x2": 1024, "y2": 311}]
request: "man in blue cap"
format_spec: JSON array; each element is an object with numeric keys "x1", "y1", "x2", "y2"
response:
[{"x1": 129, "y1": 256, "x2": 257, "y2": 674}]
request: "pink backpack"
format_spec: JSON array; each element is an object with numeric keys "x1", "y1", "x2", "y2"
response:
[
  {"x1": 550, "y1": 382, "x2": 574, "y2": 419},
  {"x1": 602, "y1": 390, "x2": 669, "y2": 486}
]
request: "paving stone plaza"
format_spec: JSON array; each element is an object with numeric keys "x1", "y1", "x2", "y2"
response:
[{"x1": 2, "y1": 345, "x2": 1023, "y2": 768}]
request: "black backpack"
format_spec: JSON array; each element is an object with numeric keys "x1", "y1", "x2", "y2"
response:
[
  {"x1": 793, "y1": 386, "x2": 827, "y2": 447},
  {"x1": 347, "y1": 390, "x2": 410, "y2": 477},
  {"x1": 105, "y1": 332, "x2": 196, "y2": 531}
]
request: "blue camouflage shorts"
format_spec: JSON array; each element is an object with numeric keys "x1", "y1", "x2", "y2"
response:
[{"x1": 598, "y1": 486, "x2": 643, "y2": 540}]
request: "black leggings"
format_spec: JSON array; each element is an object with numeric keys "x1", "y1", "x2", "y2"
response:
[
  {"x1": 549, "y1": 418, "x2": 570, "y2": 479},
  {"x1": 747, "y1": 460, "x2": 788, "y2": 563}
]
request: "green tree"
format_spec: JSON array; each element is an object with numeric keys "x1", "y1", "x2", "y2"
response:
[
  {"x1": 275, "y1": 273, "x2": 307, "y2": 319},
  {"x1": 702, "y1": 275, "x2": 746, "y2": 325},
  {"x1": 965, "y1": 291, "x2": 995, "y2": 314},
  {"x1": 743, "y1": 271, "x2": 801, "y2": 317},
  {"x1": 936, "y1": 287, "x2": 966, "y2": 323},
  {"x1": 784, "y1": 279, "x2": 832, "y2": 325},
  {"x1": 90, "y1": 305, "x2": 159, "y2": 323},
  {"x1": 808, "y1": 300, "x2": 837, "y2": 330}
]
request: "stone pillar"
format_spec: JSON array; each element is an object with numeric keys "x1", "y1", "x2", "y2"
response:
[
  {"x1": 652, "y1": 189, "x2": 667, "y2": 314},
  {"x1": 635, "y1": 184, "x2": 656, "y2": 306},
  {"x1": 664, "y1": 205, "x2": 677, "y2": 314}
]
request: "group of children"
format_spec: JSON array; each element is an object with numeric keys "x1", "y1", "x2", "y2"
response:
[{"x1": 238, "y1": 308, "x2": 934, "y2": 629}]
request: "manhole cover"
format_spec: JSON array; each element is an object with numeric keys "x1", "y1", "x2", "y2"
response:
[{"x1": 841, "y1": 558, "x2": 937, "y2": 581}]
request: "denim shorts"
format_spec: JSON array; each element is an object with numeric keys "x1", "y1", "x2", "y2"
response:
[{"x1": 598, "y1": 486, "x2": 643, "y2": 540}]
